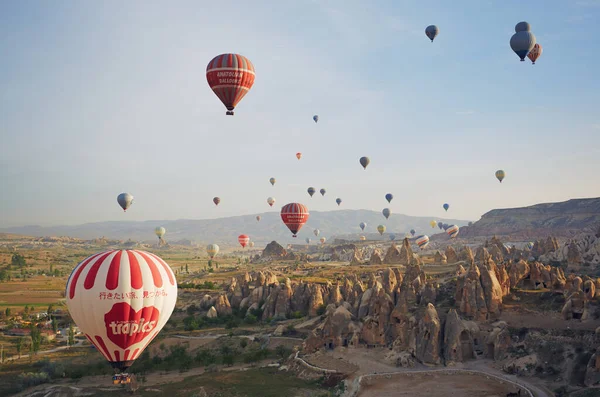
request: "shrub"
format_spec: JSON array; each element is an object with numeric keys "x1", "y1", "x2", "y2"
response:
[{"x1": 316, "y1": 304, "x2": 327, "y2": 316}]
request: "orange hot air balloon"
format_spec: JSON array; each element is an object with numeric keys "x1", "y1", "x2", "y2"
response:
[
  {"x1": 238, "y1": 234, "x2": 250, "y2": 248},
  {"x1": 296, "y1": 152, "x2": 302, "y2": 160},
  {"x1": 527, "y1": 43, "x2": 542, "y2": 64},
  {"x1": 206, "y1": 54, "x2": 255, "y2": 116}
]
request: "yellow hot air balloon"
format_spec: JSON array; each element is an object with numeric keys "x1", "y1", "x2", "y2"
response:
[
  {"x1": 377, "y1": 225, "x2": 386, "y2": 235},
  {"x1": 430, "y1": 220, "x2": 437, "y2": 228},
  {"x1": 206, "y1": 244, "x2": 220, "y2": 259}
]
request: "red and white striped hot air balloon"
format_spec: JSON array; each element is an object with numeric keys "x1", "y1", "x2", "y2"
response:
[
  {"x1": 446, "y1": 225, "x2": 460, "y2": 238},
  {"x1": 65, "y1": 250, "x2": 177, "y2": 375},
  {"x1": 238, "y1": 234, "x2": 250, "y2": 248},
  {"x1": 416, "y1": 235, "x2": 430, "y2": 250},
  {"x1": 206, "y1": 53, "x2": 255, "y2": 116},
  {"x1": 280, "y1": 203, "x2": 310, "y2": 237}
]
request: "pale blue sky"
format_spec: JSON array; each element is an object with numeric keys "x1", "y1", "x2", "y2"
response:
[{"x1": 1, "y1": 0, "x2": 599, "y2": 228}]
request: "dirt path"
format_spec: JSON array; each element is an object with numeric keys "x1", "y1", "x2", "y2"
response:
[{"x1": 3, "y1": 339, "x2": 84, "y2": 363}]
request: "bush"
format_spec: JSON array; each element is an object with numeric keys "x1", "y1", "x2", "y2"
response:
[
  {"x1": 275, "y1": 345, "x2": 292, "y2": 359},
  {"x1": 195, "y1": 349, "x2": 217, "y2": 366},
  {"x1": 316, "y1": 304, "x2": 327, "y2": 316},
  {"x1": 244, "y1": 314, "x2": 258, "y2": 325},
  {"x1": 240, "y1": 339, "x2": 248, "y2": 349},
  {"x1": 290, "y1": 311, "x2": 304, "y2": 319},
  {"x1": 16, "y1": 372, "x2": 50, "y2": 390}
]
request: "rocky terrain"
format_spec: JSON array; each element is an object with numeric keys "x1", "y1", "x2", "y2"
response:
[{"x1": 459, "y1": 197, "x2": 600, "y2": 239}]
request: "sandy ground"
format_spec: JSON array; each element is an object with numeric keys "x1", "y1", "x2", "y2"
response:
[{"x1": 357, "y1": 371, "x2": 522, "y2": 397}]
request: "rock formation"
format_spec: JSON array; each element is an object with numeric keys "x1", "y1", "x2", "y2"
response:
[
  {"x1": 415, "y1": 303, "x2": 441, "y2": 365},
  {"x1": 445, "y1": 246, "x2": 459, "y2": 264},
  {"x1": 434, "y1": 251, "x2": 447, "y2": 265},
  {"x1": 443, "y1": 309, "x2": 475, "y2": 365}
]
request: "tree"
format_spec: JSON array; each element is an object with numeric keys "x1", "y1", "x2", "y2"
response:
[
  {"x1": 49, "y1": 264, "x2": 53, "y2": 274},
  {"x1": 23, "y1": 305, "x2": 29, "y2": 316},
  {"x1": 11, "y1": 253, "x2": 26, "y2": 268},
  {"x1": 185, "y1": 264, "x2": 189, "y2": 273},
  {"x1": 51, "y1": 318, "x2": 58, "y2": 333},
  {"x1": 47, "y1": 304, "x2": 54, "y2": 315},
  {"x1": 275, "y1": 345, "x2": 292, "y2": 359},
  {"x1": 5, "y1": 308, "x2": 11, "y2": 317},
  {"x1": 15, "y1": 337, "x2": 24, "y2": 358},
  {"x1": 68, "y1": 324, "x2": 75, "y2": 347},
  {"x1": 30, "y1": 325, "x2": 41, "y2": 355}
]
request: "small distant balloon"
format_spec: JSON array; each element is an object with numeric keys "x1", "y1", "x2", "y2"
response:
[
  {"x1": 360, "y1": 236, "x2": 366, "y2": 241},
  {"x1": 213, "y1": 197, "x2": 221, "y2": 206},
  {"x1": 377, "y1": 225, "x2": 386, "y2": 235},
  {"x1": 256, "y1": 215, "x2": 261, "y2": 222},
  {"x1": 526, "y1": 242, "x2": 534, "y2": 250},
  {"x1": 296, "y1": 152, "x2": 302, "y2": 160},
  {"x1": 117, "y1": 193, "x2": 134, "y2": 212},
  {"x1": 425, "y1": 25, "x2": 439, "y2": 42},
  {"x1": 385, "y1": 193, "x2": 393, "y2": 203},
  {"x1": 527, "y1": 43, "x2": 542, "y2": 64},
  {"x1": 313, "y1": 115, "x2": 319, "y2": 123},
  {"x1": 430, "y1": 220, "x2": 437, "y2": 228},
  {"x1": 313, "y1": 229, "x2": 320, "y2": 237},
  {"x1": 359, "y1": 156, "x2": 370, "y2": 170},
  {"x1": 389, "y1": 234, "x2": 396, "y2": 241},
  {"x1": 249, "y1": 241, "x2": 255, "y2": 248},
  {"x1": 267, "y1": 197, "x2": 276, "y2": 207},
  {"x1": 443, "y1": 203, "x2": 449, "y2": 212},
  {"x1": 495, "y1": 170, "x2": 506, "y2": 183},
  {"x1": 305, "y1": 237, "x2": 311, "y2": 245},
  {"x1": 269, "y1": 177, "x2": 276, "y2": 186},
  {"x1": 438, "y1": 222, "x2": 443, "y2": 230},
  {"x1": 320, "y1": 237, "x2": 326, "y2": 244},
  {"x1": 207, "y1": 243, "x2": 219, "y2": 259},
  {"x1": 238, "y1": 234, "x2": 250, "y2": 248},
  {"x1": 155, "y1": 227, "x2": 166, "y2": 238},
  {"x1": 336, "y1": 198, "x2": 342, "y2": 206},
  {"x1": 320, "y1": 188, "x2": 326, "y2": 196},
  {"x1": 443, "y1": 223, "x2": 449, "y2": 231},
  {"x1": 307, "y1": 187, "x2": 316, "y2": 197},
  {"x1": 410, "y1": 229, "x2": 416, "y2": 237},
  {"x1": 382, "y1": 208, "x2": 391, "y2": 219},
  {"x1": 359, "y1": 222, "x2": 367, "y2": 231}
]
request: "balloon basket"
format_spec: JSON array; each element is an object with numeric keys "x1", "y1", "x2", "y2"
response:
[
  {"x1": 226, "y1": 111, "x2": 234, "y2": 116},
  {"x1": 112, "y1": 373, "x2": 132, "y2": 385}
]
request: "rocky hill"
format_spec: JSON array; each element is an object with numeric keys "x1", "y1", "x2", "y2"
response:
[
  {"x1": 0, "y1": 210, "x2": 468, "y2": 246},
  {"x1": 460, "y1": 197, "x2": 600, "y2": 239}
]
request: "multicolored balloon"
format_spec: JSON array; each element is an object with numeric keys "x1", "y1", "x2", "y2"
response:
[
  {"x1": 320, "y1": 237, "x2": 326, "y2": 244},
  {"x1": 385, "y1": 193, "x2": 393, "y2": 203},
  {"x1": 527, "y1": 43, "x2": 542, "y2": 64},
  {"x1": 238, "y1": 234, "x2": 250, "y2": 248},
  {"x1": 206, "y1": 53, "x2": 255, "y2": 116},
  {"x1": 313, "y1": 229, "x2": 320, "y2": 237},
  {"x1": 269, "y1": 177, "x2": 276, "y2": 186},
  {"x1": 207, "y1": 244, "x2": 220, "y2": 259},
  {"x1": 425, "y1": 25, "x2": 439, "y2": 42},
  {"x1": 66, "y1": 250, "x2": 177, "y2": 373},
  {"x1": 320, "y1": 188, "x2": 326, "y2": 196},
  {"x1": 359, "y1": 222, "x2": 367, "y2": 231},
  {"x1": 155, "y1": 227, "x2": 166, "y2": 240},
  {"x1": 336, "y1": 198, "x2": 342, "y2": 206},
  {"x1": 416, "y1": 235, "x2": 430, "y2": 250},
  {"x1": 307, "y1": 187, "x2": 316, "y2": 197},
  {"x1": 281, "y1": 203, "x2": 310, "y2": 237},
  {"x1": 495, "y1": 170, "x2": 506, "y2": 183},
  {"x1": 446, "y1": 225, "x2": 459, "y2": 238},
  {"x1": 377, "y1": 225, "x2": 386, "y2": 235},
  {"x1": 213, "y1": 197, "x2": 221, "y2": 206},
  {"x1": 267, "y1": 197, "x2": 276, "y2": 207},
  {"x1": 382, "y1": 208, "x2": 391, "y2": 219},
  {"x1": 117, "y1": 193, "x2": 134, "y2": 212},
  {"x1": 359, "y1": 156, "x2": 370, "y2": 170}
]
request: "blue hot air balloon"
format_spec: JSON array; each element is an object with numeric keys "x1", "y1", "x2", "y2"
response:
[
  {"x1": 389, "y1": 233, "x2": 396, "y2": 241},
  {"x1": 382, "y1": 208, "x2": 391, "y2": 219},
  {"x1": 443, "y1": 203, "x2": 450, "y2": 212},
  {"x1": 438, "y1": 222, "x2": 443, "y2": 230},
  {"x1": 385, "y1": 193, "x2": 393, "y2": 203},
  {"x1": 359, "y1": 222, "x2": 367, "y2": 231},
  {"x1": 410, "y1": 229, "x2": 416, "y2": 237},
  {"x1": 313, "y1": 115, "x2": 319, "y2": 123},
  {"x1": 336, "y1": 198, "x2": 342, "y2": 206}
]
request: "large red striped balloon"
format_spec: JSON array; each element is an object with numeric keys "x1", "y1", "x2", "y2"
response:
[
  {"x1": 206, "y1": 53, "x2": 255, "y2": 116},
  {"x1": 238, "y1": 234, "x2": 250, "y2": 248},
  {"x1": 65, "y1": 250, "x2": 177, "y2": 373},
  {"x1": 281, "y1": 203, "x2": 310, "y2": 237}
]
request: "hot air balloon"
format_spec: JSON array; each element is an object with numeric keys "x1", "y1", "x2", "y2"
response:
[
  {"x1": 377, "y1": 225, "x2": 386, "y2": 235},
  {"x1": 359, "y1": 156, "x2": 370, "y2": 170},
  {"x1": 430, "y1": 220, "x2": 437, "y2": 228},
  {"x1": 305, "y1": 237, "x2": 311, "y2": 245},
  {"x1": 360, "y1": 236, "x2": 366, "y2": 241},
  {"x1": 527, "y1": 43, "x2": 542, "y2": 64},
  {"x1": 155, "y1": 227, "x2": 166, "y2": 244},
  {"x1": 117, "y1": 193, "x2": 134, "y2": 212},
  {"x1": 207, "y1": 244, "x2": 220, "y2": 258},
  {"x1": 416, "y1": 235, "x2": 430, "y2": 250},
  {"x1": 515, "y1": 21, "x2": 531, "y2": 32},
  {"x1": 446, "y1": 225, "x2": 459, "y2": 238},
  {"x1": 389, "y1": 234, "x2": 396, "y2": 241},
  {"x1": 385, "y1": 193, "x2": 393, "y2": 203},
  {"x1": 213, "y1": 197, "x2": 221, "y2": 206},
  {"x1": 425, "y1": 25, "x2": 439, "y2": 42},
  {"x1": 359, "y1": 222, "x2": 367, "y2": 231},
  {"x1": 238, "y1": 234, "x2": 250, "y2": 248},
  {"x1": 256, "y1": 215, "x2": 261, "y2": 222},
  {"x1": 66, "y1": 250, "x2": 177, "y2": 378},
  {"x1": 510, "y1": 30, "x2": 536, "y2": 61},
  {"x1": 313, "y1": 115, "x2": 319, "y2": 123},
  {"x1": 410, "y1": 229, "x2": 416, "y2": 237},
  {"x1": 206, "y1": 53, "x2": 255, "y2": 115},
  {"x1": 281, "y1": 203, "x2": 310, "y2": 237},
  {"x1": 443, "y1": 203, "x2": 449, "y2": 212},
  {"x1": 438, "y1": 222, "x2": 443, "y2": 230},
  {"x1": 249, "y1": 242, "x2": 255, "y2": 248},
  {"x1": 382, "y1": 208, "x2": 391, "y2": 219},
  {"x1": 320, "y1": 237, "x2": 326, "y2": 244},
  {"x1": 307, "y1": 187, "x2": 316, "y2": 197},
  {"x1": 267, "y1": 197, "x2": 276, "y2": 207},
  {"x1": 269, "y1": 177, "x2": 276, "y2": 186},
  {"x1": 495, "y1": 170, "x2": 506, "y2": 183},
  {"x1": 526, "y1": 242, "x2": 534, "y2": 250},
  {"x1": 313, "y1": 229, "x2": 320, "y2": 237},
  {"x1": 320, "y1": 188, "x2": 326, "y2": 196},
  {"x1": 443, "y1": 223, "x2": 449, "y2": 231},
  {"x1": 336, "y1": 198, "x2": 342, "y2": 206},
  {"x1": 296, "y1": 152, "x2": 302, "y2": 160}
]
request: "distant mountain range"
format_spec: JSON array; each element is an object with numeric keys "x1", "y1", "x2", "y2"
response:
[
  {"x1": 0, "y1": 210, "x2": 469, "y2": 247},
  {"x1": 460, "y1": 197, "x2": 600, "y2": 239}
]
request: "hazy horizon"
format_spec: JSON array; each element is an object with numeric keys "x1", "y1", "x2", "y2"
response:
[{"x1": 2, "y1": 1, "x2": 600, "y2": 229}]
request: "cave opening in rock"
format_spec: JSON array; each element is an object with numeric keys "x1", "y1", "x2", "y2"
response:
[
  {"x1": 343, "y1": 338, "x2": 348, "y2": 347},
  {"x1": 460, "y1": 330, "x2": 474, "y2": 360},
  {"x1": 573, "y1": 311, "x2": 583, "y2": 320},
  {"x1": 486, "y1": 343, "x2": 495, "y2": 359}
]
